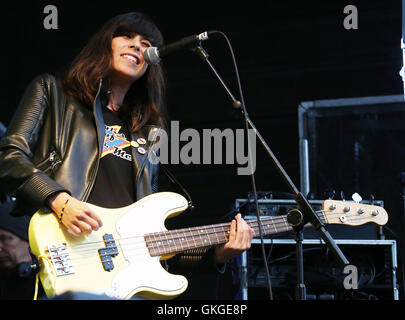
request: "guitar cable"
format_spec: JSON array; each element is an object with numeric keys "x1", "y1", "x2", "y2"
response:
[
  {"x1": 160, "y1": 164, "x2": 194, "y2": 210},
  {"x1": 26, "y1": 248, "x2": 46, "y2": 300},
  {"x1": 34, "y1": 272, "x2": 39, "y2": 300}
]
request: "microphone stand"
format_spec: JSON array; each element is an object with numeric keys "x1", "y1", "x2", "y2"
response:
[{"x1": 192, "y1": 44, "x2": 350, "y2": 300}]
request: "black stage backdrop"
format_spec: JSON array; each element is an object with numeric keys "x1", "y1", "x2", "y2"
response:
[{"x1": 2, "y1": 0, "x2": 404, "y2": 299}]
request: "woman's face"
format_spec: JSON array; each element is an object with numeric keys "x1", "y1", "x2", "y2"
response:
[{"x1": 110, "y1": 32, "x2": 152, "y2": 85}]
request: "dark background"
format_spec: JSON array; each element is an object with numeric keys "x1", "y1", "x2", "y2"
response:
[{"x1": 2, "y1": 0, "x2": 405, "y2": 299}]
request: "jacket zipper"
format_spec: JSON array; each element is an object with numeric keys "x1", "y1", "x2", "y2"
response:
[
  {"x1": 49, "y1": 151, "x2": 62, "y2": 171},
  {"x1": 37, "y1": 150, "x2": 62, "y2": 174},
  {"x1": 81, "y1": 79, "x2": 103, "y2": 202}
]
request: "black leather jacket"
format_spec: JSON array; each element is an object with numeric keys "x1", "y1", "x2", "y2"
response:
[
  {"x1": 0, "y1": 73, "x2": 228, "y2": 299},
  {"x1": 0, "y1": 73, "x2": 159, "y2": 216}
]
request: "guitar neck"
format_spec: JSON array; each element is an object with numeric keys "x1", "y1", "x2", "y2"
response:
[{"x1": 145, "y1": 210, "x2": 328, "y2": 257}]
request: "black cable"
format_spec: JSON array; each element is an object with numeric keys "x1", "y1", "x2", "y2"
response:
[
  {"x1": 208, "y1": 30, "x2": 273, "y2": 300},
  {"x1": 160, "y1": 164, "x2": 194, "y2": 210}
]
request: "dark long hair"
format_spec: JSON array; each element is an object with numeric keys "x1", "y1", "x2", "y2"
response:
[{"x1": 63, "y1": 12, "x2": 166, "y2": 132}]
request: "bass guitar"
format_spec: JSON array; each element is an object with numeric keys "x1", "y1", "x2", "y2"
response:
[{"x1": 28, "y1": 192, "x2": 388, "y2": 299}]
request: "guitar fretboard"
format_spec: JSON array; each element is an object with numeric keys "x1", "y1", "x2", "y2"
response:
[{"x1": 144, "y1": 211, "x2": 328, "y2": 257}]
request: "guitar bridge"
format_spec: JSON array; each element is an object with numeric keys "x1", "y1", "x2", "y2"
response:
[{"x1": 47, "y1": 243, "x2": 75, "y2": 276}]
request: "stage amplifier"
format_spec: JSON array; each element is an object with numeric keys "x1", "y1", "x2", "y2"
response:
[{"x1": 237, "y1": 239, "x2": 398, "y2": 300}]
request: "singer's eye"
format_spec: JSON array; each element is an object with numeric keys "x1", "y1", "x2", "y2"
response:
[
  {"x1": 122, "y1": 33, "x2": 133, "y2": 39},
  {"x1": 141, "y1": 41, "x2": 152, "y2": 48}
]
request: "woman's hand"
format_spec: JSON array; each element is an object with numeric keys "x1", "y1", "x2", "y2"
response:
[
  {"x1": 214, "y1": 214, "x2": 253, "y2": 264},
  {"x1": 48, "y1": 192, "x2": 103, "y2": 235}
]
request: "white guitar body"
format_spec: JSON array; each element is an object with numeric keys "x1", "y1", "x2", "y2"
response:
[{"x1": 29, "y1": 192, "x2": 190, "y2": 300}]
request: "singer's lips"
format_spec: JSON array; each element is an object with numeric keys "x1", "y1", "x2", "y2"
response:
[{"x1": 121, "y1": 53, "x2": 140, "y2": 64}]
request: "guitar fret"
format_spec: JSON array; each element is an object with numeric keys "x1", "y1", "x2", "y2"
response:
[
  {"x1": 205, "y1": 228, "x2": 210, "y2": 245},
  {"x1": 221, "y1": 225, "x2": 229, "y2": 245},
  {"x1": 197, "y1": 227, "x2": 205, "y2": 247},
  {"x1": 189, "y1": 227, "x2": 198, "y2": 250},
  {"x1": 176, "y1": 230, "x2": 185, "y2": 251},
  {"x1": 156, "y1": 233, "x2": 165, "y2": 255},
  {"x1": 214, "y1": 225, "x2": 220, "y2": 244},
  {"x1": 151, "y1": 233, "x2": 158, "y2": 255},
  {"x1": 164, "y1": 231, "x2": 171, "y2": 252},
  {"x1": 272, "y1": 218, "x2": 278, "y2": 233}
]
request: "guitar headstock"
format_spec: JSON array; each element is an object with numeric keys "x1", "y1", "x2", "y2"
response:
[{"x1": 322, "y1": 200, "x2": 388, "y2": 226}]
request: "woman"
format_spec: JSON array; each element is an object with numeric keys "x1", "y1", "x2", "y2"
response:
[{"x1": 0, "y1": 12, "x2": 252, "y2": 299}]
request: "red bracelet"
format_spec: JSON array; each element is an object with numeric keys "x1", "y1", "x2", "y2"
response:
[{"x1": 59, "y1": 198, "x2": 70, "y2": 222}]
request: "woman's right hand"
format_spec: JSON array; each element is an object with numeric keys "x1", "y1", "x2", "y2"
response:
[{"x1": 48, "y1": 192, "x2": 103, "y2": 235}]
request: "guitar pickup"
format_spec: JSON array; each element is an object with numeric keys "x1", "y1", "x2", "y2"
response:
[
  {"x1": 103, "y1": 234, "x2": 118, "y2": 256},
  {"x1": 99, "y1": 248, "x2": 114, "y2": 271},
  {"x1": 98, "y1": 234, "x2": 119, "y2": 271}
]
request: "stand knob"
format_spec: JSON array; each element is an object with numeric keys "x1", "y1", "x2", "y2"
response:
[{"x1": 287, "y1": 209, "x2": 303, "y2": 227}]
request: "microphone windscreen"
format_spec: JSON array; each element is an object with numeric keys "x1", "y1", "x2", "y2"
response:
[{"x1": 144, "y1": 47, "x2": 160, "y2": 65}]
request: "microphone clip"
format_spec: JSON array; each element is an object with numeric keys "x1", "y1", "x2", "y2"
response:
[{"x1": 190, "y1": 45, "x2": 209, "y2": 61}]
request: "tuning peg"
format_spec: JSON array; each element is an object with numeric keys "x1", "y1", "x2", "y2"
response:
[
  {"x1": 324, "y1": 189, "x2": 335, "y2": 200},
  {"x1": 340, "y1": 191, "x2": 346, "y2": 201},
  {"x1": 329, "y1": 203, "x2": 337, "y2": 211},
  {"x1": 369, "y1": 194, "x2": 375, "y2": 205},
  {"x1": 352, "y1": 193, "x2": 362, "y2": 204}
]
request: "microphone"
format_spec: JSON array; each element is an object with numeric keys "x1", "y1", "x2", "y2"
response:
[{"x1": 144, "y1": 31, "x2": 215, "y2": 65}]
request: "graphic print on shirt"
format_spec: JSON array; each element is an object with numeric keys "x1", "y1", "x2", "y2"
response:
[{"x1": 102, "y1": 125, "x2": 132, "y2": 162}]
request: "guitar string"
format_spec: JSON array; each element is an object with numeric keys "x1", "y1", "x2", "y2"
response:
[
  {"x1": 46, "y1": 215, "x2": 299, "y2": 262},
  {"x1": 51, "y1": 210, "x2": 374, "y2": 259},
  {"x1": 76, "y1": 208, "x2": 372, "y2": 251},
  {"x1": 46, "y1": 219, "x2": 377, "y2": 271},
  {"x1": 48, "y1": 231, "x2": 250, "y2": 271},
  {"x1": 49, "y1": 218, "x2": 288, "y2": 258},
  {"x1": 56, "y1": 212, "x2": 314, "y2": 254},
  {"x1": 44, "y1": 211, "x2": 373, "y2": 265},
  {"x1": 46, "y1": 232, "x2": 240, "y2": 271},
  {"x1": 42, "y1": 219, "x2": 339, "y2": 271},
  {"x1": 138, "y1": 212, "x2": 367, "y2": 256}
]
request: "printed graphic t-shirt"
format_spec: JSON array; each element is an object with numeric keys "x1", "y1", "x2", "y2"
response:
[{"x1": 87, "y1": 107, "x2": 135, "y2": 208}]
